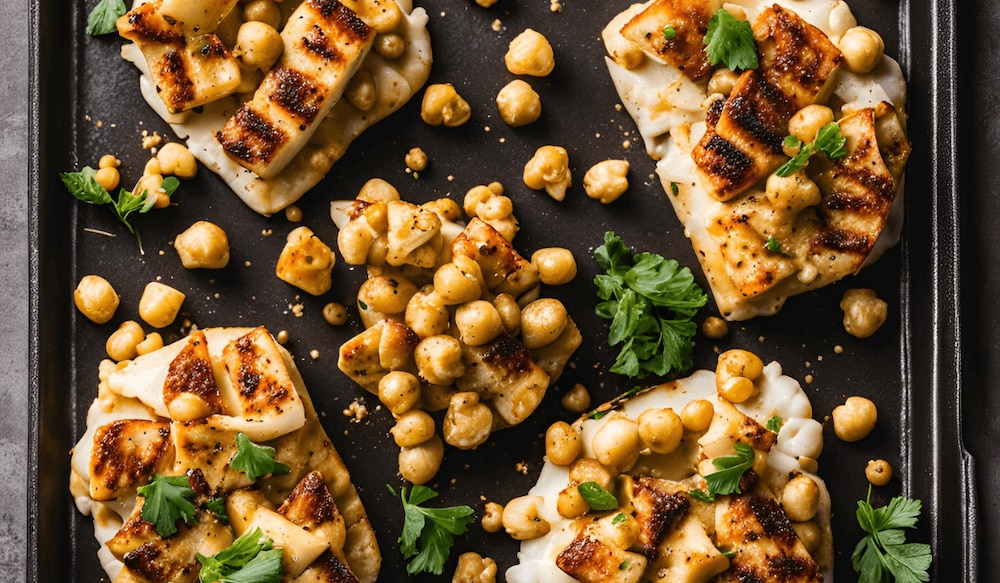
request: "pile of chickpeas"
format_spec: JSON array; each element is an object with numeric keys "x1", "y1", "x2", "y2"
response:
[{"x1": 335, "y1": 178, "x2": 581, "y2": 484}]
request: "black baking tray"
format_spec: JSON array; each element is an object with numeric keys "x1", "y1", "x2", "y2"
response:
[{"x1": 28, "y1": 0, "x2": 976, "y2": 580}]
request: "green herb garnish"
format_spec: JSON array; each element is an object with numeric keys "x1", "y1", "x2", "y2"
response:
[
  {"x1": 390, "y1": 485, "x2": 476, "y2": 576},
  {"x1": 852, "y1": 486, "x2": 932, "y2": 583},
  {"x1": 86, "y1": 0, "x2": 126, "y2": 35},
  {"x1": 669, "y1": 181, "x2": 680, "y2": 196},
  {"x1": 612, "y1": 512, "x2": 628, "y2": 525},
  {"x1": 663, "y1": 25, "x2": 678, "y2": 41},
  {"x1": 764, "y1": 236, "x2": 793, "y2": 257},
  {"x1": 775, "y1": 122, "x2": 848, "y2": 177},
  {"x1": 578, "y1": 482, "x2": 619, "y2": 511},
  {"x1": 688, "y1": 443, "x2": 755, "y2": 502},
  {"x1": 206, "y1": 497, "x2": 229, "y2": 523},
  {"x1": 230, "y1": 433, "x2": 290, "y2": 482},
  {"x1": 765, "y1": 415, "x2": 783, "y2": 433},
  {"x1": 136, "y1": 474, "x2": 197, "y2": 538},
  {"x1": 197, "y1": 528, "x2": 282, "y2": 583},
  {"x1": 594, "y1": 231, "x2": 707, "y2": 379},
  {"x1": 703, "y1": 8, "x2": 758, "y2": 71}
]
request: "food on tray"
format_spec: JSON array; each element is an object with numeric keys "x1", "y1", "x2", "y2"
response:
[
  {"x1": 330, "y1": 180, "x2": 581, "y2": 483},
  {"x1": 138, "y1": 281, "x2": 185, "y2": 328},
  {"x1": 75, "y1": 274, "x2": 121, "y2": 324},
  {"x1": 839, "y1": 287, "x2": 888, "y2": 338},
  {"x1": 117, "y1": 0, "x2": 432, "y2": 215},
  {"x1": 420, "y1": 83, "x2": 473, "y2": 127},
  {"x1": 174, "y1": 220, "x2": 231, "y2": 270},
  {"x1": 69, "y1": 326, "x2": 381, "y2": 583},
  {"x1": 504, "y1": 349, "x2": 833, "y2": 582},
  {"x1": 603, "y1": 0, "x2": 911, "y2": 320},
  {"x1": 275, "y1": 225, "x2": 337, "y2": 296}
]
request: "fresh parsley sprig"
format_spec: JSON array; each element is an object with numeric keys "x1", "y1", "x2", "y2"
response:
[
  {"x1": 230, "y1": 433, "x2": 290, "y2": 482},
  {"x1": 704, "y1": 8, "x2": 758, "y2": 71},
  {"x1": 136, "y1": 474, "x2": 198, "y2": 538},
  {"x1": 852, "y1": 486, "x2": 932, "y2": 583},
  {"x1": 390, "y1": 484, "x2": 476, "y2": 576},
  {"x1": 775, "y1": 122, "x2": 848, "y2": 177},
  {"x1": 765, "y1": 415, "x2": 783, "y2": 433},
  {"x1": 197, "y1": 527, "x2": 283, "y2": 583},
  {"x1": 577, "y1": 482, "x2": 619, "y2": 511},
  {"x1": 594, "y1": 231, "x2": 707, "y2": 379},
  {"x1": 688, "y1": 443, "x2": 755, "y2": 502},
  {"x1": 87, "y1": 0, "x2": 127, "y2": 35}
]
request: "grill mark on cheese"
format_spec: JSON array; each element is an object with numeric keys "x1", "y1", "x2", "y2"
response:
[
  {"x1": 164, "y1": 330, "x2": 223, "y2": 415},
  {"x1": 481, "y1": 333, "x2": 535, "y2": 374},
  {"x1": 631, "y1": 477, "x2": 690, "y2": 557},
  {"x1": 725, "y1": 74, "x2": 793, "y2": 154},
  {"x1": 156, "y1": 50, "x2": 196, "y2": 111},
  {"x1": 216, "y1": 106, "x2": 289, "y2": 167},
  {"x1": 620, "y1": 0, "x2": 716, "y2": 80},
  {"x1": 90, "y1": 420, "x2": 173, "y2": 501},
  {"x1": 267, "y1": 67, "x2": 326, "y2": 127},
  {"x1": 304, "y1": 552, "x2": 363, "y2": 583},
  {"x1": 231, "y1": 331, "x2": 291, "y2": 412},
  {"x1": 122, "y1": 4, "x2": 183, "y2": 44}
]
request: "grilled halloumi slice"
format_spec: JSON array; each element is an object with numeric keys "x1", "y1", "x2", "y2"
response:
[
  {"x1": 216, "y1": 0, "x2": 375, "y2": 178},
  {"x1": 163, "y1": 329, "x2": 225, "y2": 421},
  {"x1": 337, "y1": 318, "x2": 419, "y2": 393},
  {"x1": 620, "y1": 0, "x2": 720, "y2": 80},
  {"x1": 117, "y1": 2, "x2": 241, "y2": 114},
  {"x1": 450, "y1": 218, "x2": 540, "y2": 300},
  {"x1": 456, "y1": 333, "x2": 551, "y2": 427},
  {"x1": 692, "y1": 5, "x2": 842, "y2": 201},
  {"x1": 628, "y1": 476, "x2": 691, "y2": 557},
  {"x1": 171, "y1": 418, "x2": 252, "y2": 495},
  {"x1": 89, "y1": 419, "x2": 174, "y2": 502},
  {"x1": 556, "y1": 528, "x2": 648, "y2": 583}
]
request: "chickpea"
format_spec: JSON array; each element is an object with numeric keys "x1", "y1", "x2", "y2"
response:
[
  {"x1": 398, "y1": 434, "x2": 444, "y2": 485},
  {"x1": 556, "y1": 486, "x2": 589, "y2": 519},
  {"x1": 135, "y1": 332, "x2": 164, "y2": 356},
  {"x1": 481, "y1": 502, "x2": 505, "y2": 533},
  {"x1": 421, "y1": 83, "x2": 472, "y2": 127},
  {"x1": 98, "y1": 154, "x2": 118, "y2": 169},
  {"x1": 243, "y1": 0, "x2": 282, "y2": 29},
  {"x1": 716, "y1": 349, "x2": 763, "y2": 402},
  {"x1": 505, "y1": 29, "x2": 555, "y2": 77},
  {"x1": 463, "y1": 185, "x2": 493, "y2": 217},
  {"x1": 475, "y1": 0, "x2": 500, "y2": 6},
  {"x1": 74, "y1": 275, "x2": 119, "y2": 324},
  {"x1": 434, "y1": 261, "x2": 483, "y2": 305},
  {"x1": 175, "y1": 221, "x2": 230, "y2": 269},
  {"x1": 832, "y1": 396, "x2": 878, "y2": 442},
  {"x1": 781, "y1": 474, "x2": 820, "y2": 522},
  {"x1": 422, "y1": 198, "x2": 462, "y2": 222},
  {"x1": 345, "y1": 70, "x2": 377, "y2": 111},
  {"x1": 235, "y1": 21, "x2": 283, "y2": 71},
  {"x1": 156, "y1": 142, "x2": 198, "y2": 178},
  {"x1": 556, "y1": 388, "x2": 590, "y2": 418},
  {"x1": 378, "y1": 371, "x2": 421, "y2": 415},
  {"x1": 840, "y1": 288, "x2": 888, "y2": 338},
  {"x1": 523, "y1": 145, "x2": 571, "y2": 201},
  {"x1": 788, "y1": 105, "x2": 835, "y2": 145},
  {"x1": 545, "y1": 421, "x2": 581, "y2": 466},
  {"x1": 275, "y1": 226, "x2": 336, "y2": 296},
  {"x1": 707, "y1": 67, "x2": 740, "y2": 97},
  {"x1": 701, "y1": 316, "x2": 729, "y2": 339},
  {"x1": 143, "y1": 157, "x2": 162, "y2": 176},
  {"x1": 568, "y1": 457, "x2": 614, "y2": 491},
  {"x1": 719, "y1": 376, "x2": 755, "y2": 403},
  {"x1": 496, "y1": 80, "x2": 542, "y2": 127},
  {"x1": 135, "y1": 173, "x2": 169, "y2": 208},
  {"x1": 531, "y1": 248, "x2": 576, "y2": 285},
  {"x1": 106, "y1": 320, "x2": 145, "y2": 361},
  {"x1": 323, "y1": 302, "x2": 349, "y2": 326},
  {"x1": 493, "y1": 293, "x2": 521, "y2": 336},
  {"x1": 452, "y1": 552, "x2": 497, "y2": 583},
  {"x1": 390, "y1": 409, "x2": 436, "y2": 447},
  {"x1": 502, "y1": 495, "x2": 550, "y2": 540},
  {"x1": 592, "y1": 416, "x2": 641, "y2": 472},
  {"x1": 680, "y1": 399, "x2": 714, "y2": 432},
  {"x1": 359, "y1": 275, "x2": 418, "y2": 315},
  {"x1": 765, "y1": 172, "x2": 822, "y2": 213},
  {"x1": 443, "y1": 392, "x2": 493, "y2": 450},
  {"x1": 637, "y1": 408, "x2": 683, "y2": 454},
  {"x1": 358, "y1": 178, "x2": 400, "y2": 203},
  {"x1": 138, "y1": 282, "x2": 185, "y2": 328},
  {"x1": 865, "y1": 459, "x2": 894, "y2": 486},
  {"x1": 477, "y1": 195, "x2": 513, "y2": 221},
  {"x1": 94, "y1": 167, "x2": 120, "y2": 191},
  {"x1": 583, "y1": 159, "x2": 629, "y2": 204},
  {"x1": 454, "y1": 301, "x2": 504, "y2": 346},
  {"x1": 374, "y1": 33, "x2": 405, "y2": 60},
  {"x1": 414, "y1": 335, "x2": 465, "y2": 385},
  {"x1": 405, "y1": 286, "x2": 450, "y2": 337},
  {"x1": 839, "y1": 26, "x2": 885, "y2": 74},
  {"x1": 405, "y1": 147, "x2": 428, "y2": 172},
  {"x1": 520, "y1": 298, "x2": 568, "y2": 349},
  {"x1": 792, "y1": 521, "x2": 823, "y2": 556}
]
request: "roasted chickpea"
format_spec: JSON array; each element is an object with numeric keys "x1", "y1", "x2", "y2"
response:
[
  {"x1": 505, "y1": 29, "x2": 555, "y2": 77},
  {"x1": 496, "y1": 80, "x2": 542, "y2": 127},
  {"x1": 561, "y1": 383, "x2": 591, "y2": 414},
  {"x1": 434, "y1": 260, "x2": 483, "y2": 304},
  {"x1": 156, "y1": 142, "x2": 198, "y2": 178},
  {"x1": 398, "y1": 434, "x2": 444, "y2": 485},
  {"x1": 719, "y1": 376, "x2": 755, "y2": 403},
  {"x1": 840, "y1": 288, "x2": 888, "y2": 338},
  {"x1": 452, "y1": 552, "x2": 497, "y2": 583},
  {"x1": 422, "y1": 198, "x2": 462, "y2": 222},
  {"x1": 443, "y1": 392, "x2": 493, "y2": 450},
  {"x1": 135, "y1": 173, "x2": 169, "y2": 208},
  {"x1": 716, "y1": 349, "x2": 764, "y2": 402},
  {"x1": 94, "y1": 167, "x2": 120, "y2": 191},
  {"x1": 243, "y1": 0, "x2": 281, "y2": 28},
  {"x1": 374, "y1": 32, "x2": 406, "y2": 59},
  {"x1": 701, "y1": 316, "x2": 729, "y2": 339},
  {"x1": 492, "y1": 293, "x2": 521, "y2": 336},
  {"x1": 235, "y1": 21, "x2": 283, "y2": 71},
  {"x1": 531, "y1": 248, "x2": 577, "y2": 285},
  {"x1": 583, "y1": 159, "x2": 629, "y2": 204},
  {"x1": 707, "y1": 67, "x2": 740, "y2": 97},
  {"x1": 421, "y1": 83, "x2": 472, "y2": 127},
  {"x1": 414, "y1": 335, "x2": 465, "y2": 385},
  {"x1": 865, "y1": 459, "x2": 893, "y2": 486},
  {"x1": 390, "y1": 409, "x2": 436, "y2": 447},
  {"x1": 788, "y1": 105, "x2": 835, "y2": 145},
  {"x1": 405, "y1": 286, "x2": 450, "y2": 337},
  {"x1": 481, "y1": 502, "x2": 505, "y2": 533},
  {"x1": 98, "y1": 154, "x2": 118, "y2": 169},
  {"x1": 523, "y1": 145, "x2": 571, "y2": 201},
  {"x1": 680, "y1": 399, "x2": 714, "y2": 432},
  {"x1": 568, "y1": 457, "x2": 614, "y2": 491},
  {"x1": 592, "y1": 416, "x2": 641, "y2": 472},
  {"x1": 637, "y1": 408, "x2": 683, "y2": 454},
  {"x1": 545, "y1": 421, "x2": 581, "y2": 466},
  {"x1": 378, "y1": 371, "x2": 421, "y2": 416},
  {"x1": 405, "y1": 147, "x2": 428, "y2": 172},
  {"x1": 502, "y1": 495, "x2": 550, "y2": 540},
  {"x1": 358, "y1": 178, "x2": 400, "y2": 203},
  {"x1": 74, "y1": 275, "x2": 119, "y2": 324},
  {"x1": 765, "y1": 171, "x2": 822, "y2": 213},
  {"x1": 346, "y1": 70, "x2": 377, "y2": 111},
  {"x1": 792, "y1": 521, "x2": 823, "y2": 556},
  {"x1": 323, "y1": 302, "x2": 349, "y2": 326},
  {"x1": 556, "y1": 486, "x2": 589, "y2": 519},
  {"x1": 455, "y1": 301, "x2": 504, "y2": 346},
  {"x1": 478, "y1": 195, "x2": 513, "y2": 221},
  {"x1": 359, "y1": 275, "x2": 418, "y2": 315},
  {"x1": 138, "y1": 282, "x2": 185, "y2": 328},
  {"x1": 520, "y1": 298, "x2": 568, "y2": 349},
  {"x1": 839, "y1": 26, "x2": 885, "y2": 74},
  {"x1": 106, "y1": 320, "x2": 145, "y2": 361},
  {"x1": 832, "y1": 396, "x2": 878, "y2": 442},
  {"x1": 175, "y1": 221, "x2": 230, "y2": 269},
  {"x1": 782, "y1": 474, "x2": 820, "y2": 522},
  {"x1": 135, "y1": 332, "x2": 164, "y2": 356}
]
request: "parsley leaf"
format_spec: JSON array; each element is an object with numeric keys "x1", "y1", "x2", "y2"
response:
[
  {"x1": 662, "y1": 25, "x2": 678, "y2": 41},
  {"x1": 765, "y1": 415, "x2": 783, "y2": 433},
  {"x1": 197, "y1": 528, "x2": 282, "y2": 583},
  {"x1": 775, "y1": 122, "x2": 848, "y2": 177},
  {"x1": 206, "y1": 497, "x2": 229, "y2": 523},
  {"x1": 578, "y1": 482, "x2": 619, "y2": 511},
  {"x1": 594, "y1": 231, "x2": 707, "y2": 378},
  {"x1": 391, "y1": 485, "x2": 476, "y2": 576},
  {"x1": 86, "y1": 0, "x2": 127, "y2": 35},
  {"x1": 704, "y1": 8, "x2": 758, "y2": 71},
  {"x1": 765, "y1": 236, "x2": 794, "y2": 257},
  {"x1": 852, "y1": 486, "x2": 932, "y2": 583},
  {"x1": 688, "y1": 443, "x2": 755, "y2": 502},
  {"x1": 136, "y1": 474, "x2": 197, "y2": 538},
  {"x1": 230, "y1": 433, "x2": 290, "y2": 482}
]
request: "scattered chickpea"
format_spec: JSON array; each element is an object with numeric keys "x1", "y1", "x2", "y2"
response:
[
  {"x1": 865, "y1": 459, "x2": 894, "y2": 486},
  {"x1": 443, "y1": 392, "x2": 494, "y2": 450},
  {"x1": 561, "y1": 383, "x2": 591, "y2": 413},
  {"x1": 422, "y1": 198, "x2": 462, "y2": 222},
  {"x1": 136, "y1": 332, "x2": 164, "y2": 356},
  {"x1": 781, "y1": 474, "x2": 820, "y2": 522},
  {"x1": 583, "y1": 159, "x2": 629, "y2": 204},
  {"x1": 98, "y1": 154, "x2": 119, "y2": 169},
  {"x1": 452, "y1": 552, "x2": 497, "y2": 583},
  {"x1": 505, "y1": 29, "x2": 555, "y2": 77},
  {"x1": 405, "y1": 147, "x2": 429, "y2": 172},
  {"x1": 839, "y1": 26, "x2": 885, "y2": 74},
  {"x1": 135, "y1": 173, "x2": 169, "y2": 208},
  {"x1": 415, "y1": 335, "x2": 466, "y2": 385},
  {"x1": 496, "y1": 80, "x2": 542, "y2": 127},
  {"x1": 374, "y1": 33, "x2": 406, "y2": 60},
  {"x1": 284, "y1": 205, "x2": 303, "y2": 223},
  {"x1": 421, "y1": 83, "x2": 472, "y2": 127},
  {"x1": 275, "y1": 329, "x2": 290, "y2": 344},
  {"x1": 323, "y1": 302, "x2": 349, "y2": 326},
  {"x1": 398, "y1": 434, "x2": 444, "y2": 485},
  {"x1": 391, "y1": 409, "x2": 436, "y2": 448},
  {"x1": 378, "y1": 371, "x2": 421, "y2": 416},
  {"x1": 637, "y1": 408, "x2": 683, "y2": 454},
  {"x1": 156, "y1": 142, "x2": 198, "y2": 178},
  {"x1": 175, "y1": 221, "x2": 230, "y2": 269},
  {"x1": 680, "y1": 399, "x2": 714, "y2": 432},
  {"x1": 716, "y1": 349, "x2": 764, "y2": 402},
  {"x1": 531, "y1": 248, "x2": 576, "y2": 285},
  {"x1": 556, "y1": 486, "x2": 589, "y2": 519},
  {"x1": 474, "y1": 0, "x2": 500, "y2": 6},
  {"x1": 106, "y1": 320, "x2": 145, "y2": 361},
  {"x1": 502, "y1": 495, "x2": 551, "y2": 540},
  {"x1": 138, "y1": 282, "x2": 185, "y2": 328},
  {"x1": 243, "y1": 0, "x2": 282, "y2": 29},
  {"x1": 832, "y1": 396, "x2": 878, "y2": 442},
  {"x1": 523, "y1": 145, "x2": 571, "y2": 201},
  {"x1": 74, "y1": 275, "x2": 120, "y2": 324},
  {"x1": 94, "y1": 167, "x2": 120, "y2": 191},
  {"x1": 481, "y1": 502, "x2": 505, "y2": 533},
  {"x1": 707, "y1": 68, "x2": 740, "y2": 97},
  {"x1": 454, "y1": 301, "x2": 504, "y2": 346},
  {"x1": 357, "y1": 177, "x2": 401, "y2": 203},
  {"x1": 346, "y1": 70, "x2": 377, "y2": 111},
  {"x1": 701, "y1": 316, "x2": 729, "y2": 339},
  {"x1": 568, "y1": 457, "x2": 614, "y2": 491},
  {"x1": 545, "y1": 421, "x2": 581, "y2": 466},
  {"x1": 840, "y1": 288, "x2": 888, "y2": 338}
]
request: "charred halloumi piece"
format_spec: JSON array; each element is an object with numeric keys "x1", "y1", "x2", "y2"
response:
[
  {"x1": 163, "y1": 329, "x2": 225, "y2": 421},
  {"x1": 556, "y1": 528, "x2": 648, "y2": 583},
  {"x1": 337, "y1": 318, "x2": 419, "y2": 393},
  {"x1": 117, "y1": 2, "x2": 241, "y2": 114},
  {"x1": 456, "y1": 333, "x2": 550, "y2": 426},
  {"x1": 89, "y1": 419, "x2": 174, "y2": 502},
  {"x1": 692, "y1": 5, "x2": 842, "y2": 201},
  {"x1": 158, "y1": 0, "x2": 238, "y2": 34},
  {"x1": 171, "y1": 418, "x2": 252, "y2": 495},
  {"x1": 294, "y1": 552, "x2": 362, "y2": 583},
  {"x1": 450, "y1": 219, "x2": 540, "y2": 299},
  {"x1": 698, "y1": 399, "x2": 777, "y2": 460},
  {"x1": 628, "y1": 476, "x2": 691, "y2": 557},
  {"x1": 529, "y1": 316, "x2": 582, "y2": 383},
  {"x1": 620, "y1": 0, "x2": 719, "y2": 79},
  {"x1": 715, "y1": 491, "x2": 822, "y2": 582},
  {"x1": 279, "y1": 471, "x2": 348, "y2": 556},
  {"x1": 216, "y1": 0, "x2": 375, "y2": 178}
]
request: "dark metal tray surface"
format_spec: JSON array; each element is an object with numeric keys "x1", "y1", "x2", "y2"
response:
[{"x1": 28, "y1": 0, "x2": 975, "y2": 580}]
